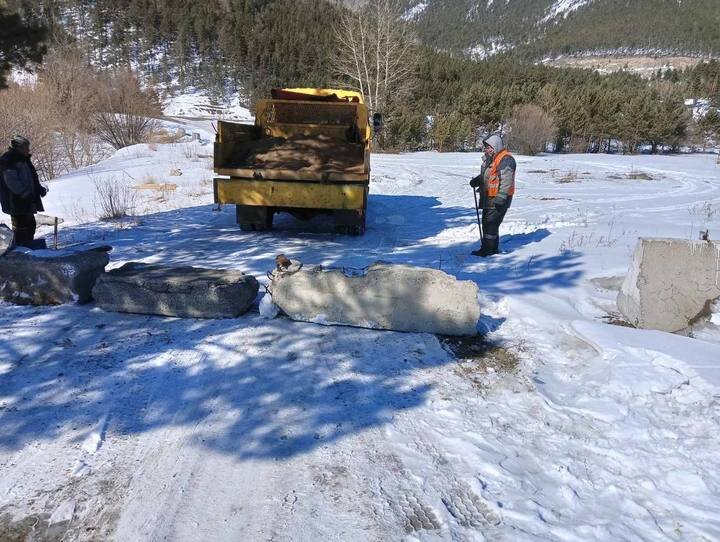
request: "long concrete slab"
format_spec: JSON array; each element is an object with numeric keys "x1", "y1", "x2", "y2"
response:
[
  {"x1": 617, "y1": 238, "x2": 720, "y2": 332},
  {"x1": 93, "y1": 262, "x2": 259, "y2": 319},
  {"x1": 270, "y1": 262, "x2": 481, "y2": 336}
]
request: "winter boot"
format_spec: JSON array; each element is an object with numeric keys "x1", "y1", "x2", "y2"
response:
[{"x1": 472, "y1": 237, "x2": 495, "y2": 257}]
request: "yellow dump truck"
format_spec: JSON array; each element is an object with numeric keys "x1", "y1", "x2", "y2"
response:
[{"x1": 214, "y1": 88, "x2": 376, "y2": 235}]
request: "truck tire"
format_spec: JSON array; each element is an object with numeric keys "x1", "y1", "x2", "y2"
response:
[
  {"x1": 237, "y1": 205, "x2": 273, "y2": 231},
  {"x1": 333, "y1": 210, "x2": 365, "y2": 236}
]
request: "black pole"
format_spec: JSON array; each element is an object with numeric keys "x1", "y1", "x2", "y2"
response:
[{"x1": 473, "y1": 187, "x2": 483, "y2": 241}]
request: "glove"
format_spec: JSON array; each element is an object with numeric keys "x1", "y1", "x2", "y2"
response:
[
  {"x1": 469, "y1": 174, "x2": 482, "y2": 188},
  {"x1": 39, "y1": 185, "x2": 48, "y2": 197}
]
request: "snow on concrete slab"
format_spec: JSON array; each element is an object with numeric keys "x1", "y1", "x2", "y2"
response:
[{"x1": 2, "y1": 145, "x2": 720, "y2": 539}]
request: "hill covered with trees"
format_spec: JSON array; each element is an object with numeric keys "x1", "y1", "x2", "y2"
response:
[
  {"x1": 4, "y1": 0, "x2": 720, "y2": 155},
  {"x1": 13, "y1": 0, "x2": 344, "y2": 100},
  {"x1": 402, "y1": 0, "x2": 720, "y2": 60}
]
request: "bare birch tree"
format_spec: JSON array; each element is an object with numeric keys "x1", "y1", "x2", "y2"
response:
[{"x1": 332, "y1": 0, "x2": 416, "y2": 114}]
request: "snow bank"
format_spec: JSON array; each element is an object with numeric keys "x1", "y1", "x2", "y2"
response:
[{"x1": 163, "y1": 89, "x2": 253, "y2": 121}]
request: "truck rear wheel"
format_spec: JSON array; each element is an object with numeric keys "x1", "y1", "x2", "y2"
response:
[
  {"x1": 333, "y1": 210, "x2": 365, "y2": 236},
  {"x1": 237, "y1": 205, "x2": 273, "y2": 231}
]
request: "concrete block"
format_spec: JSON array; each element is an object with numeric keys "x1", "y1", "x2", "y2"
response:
[
  {"x1": 618, "y1": 238, "x2": 720, "y2": 332},
  {"x1": 0, "y1": 246, "x2": 110, "y2": 305},
  {"x1": 0, "y1": 224, "x2": 13, "y2": 256},
  {"x1": 93, "y1": 262, "x2": 259, "y2": 319},
  {"x1": 270, "y1": 262, "x2": 481, "y2": 336}
]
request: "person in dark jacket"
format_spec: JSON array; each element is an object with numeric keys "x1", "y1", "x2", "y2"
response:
[
  {"x1": 469, "y1": 134, "x2": 516, "y2": 257},
  {"x1": 0, "y1": 135, "x2": 48, "y2": 248}
]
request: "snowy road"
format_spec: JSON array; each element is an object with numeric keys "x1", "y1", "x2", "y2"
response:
[{"x1": 2, "y1": 146, "x2": 720, "y2": 540}]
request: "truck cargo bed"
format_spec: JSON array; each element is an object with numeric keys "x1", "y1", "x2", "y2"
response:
[
  {"x1": 213, "y1": 88, "x2": 371, "y2": 234},
  {"x1": 227, "y1": 135, "x2": 365, "y2": 175}
]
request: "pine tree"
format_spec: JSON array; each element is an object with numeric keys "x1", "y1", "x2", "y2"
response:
[{"x1": 0, "y1": 4, "x2": 47, "y2": 87}]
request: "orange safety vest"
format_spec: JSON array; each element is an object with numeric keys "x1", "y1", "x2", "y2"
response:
[{"x1": 486, "y1": 149, "x2": 515, "y2": 198}]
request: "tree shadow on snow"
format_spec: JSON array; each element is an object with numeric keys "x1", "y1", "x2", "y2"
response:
[
  {"x1": 0, "y1": 305, "x2": 449, "y2": 460},
  {"x1": 48, "y1": 195, "x2": 579, "y2": 298}
]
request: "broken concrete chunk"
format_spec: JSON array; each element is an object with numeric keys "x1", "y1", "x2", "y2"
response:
[
  {"x1": 270, "y1": 262, "x2": 481, "y2": 336},
  {"x1": 0, "y1": 224, "x2": 13, "y2": 256},
  {"x1": 617, "y1": 238, "x2": 720, "y2": 332},
  {"x1": 93, "y1": 262, "x2": 259, "y2": 318},
  {"x1": 0, "y1": 246, "x2": 110, "y2": 305}
]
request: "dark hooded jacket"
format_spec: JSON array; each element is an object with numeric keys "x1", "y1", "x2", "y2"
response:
[
  {"x1": 469, "y1": 134, "x2": 516, "y2": 209},
  {"x1": 0, "y1": 148, "x2": 45, "y2": 215}
]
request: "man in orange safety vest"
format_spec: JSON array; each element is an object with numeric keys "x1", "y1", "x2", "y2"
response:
[{"x1": 469, "y1": 134, "x2": 516, "y2": 257}]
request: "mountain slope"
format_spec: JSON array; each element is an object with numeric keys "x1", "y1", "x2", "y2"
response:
[{"x1": 403, "y1": 0, "x2": 720, "y2": 59}]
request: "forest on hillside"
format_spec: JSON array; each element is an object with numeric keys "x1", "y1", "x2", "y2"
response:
[
  {"x1": 403, "y1": 0, "x2": 720, "y2": 60},
  {"x1": 3, "y1": 0, "x2": 720, "y2": 157},
  {"x1": 13, "y1": 0, "x2": 343, "y2": 99}
]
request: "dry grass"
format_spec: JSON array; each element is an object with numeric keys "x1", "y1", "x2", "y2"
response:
[
  {"x1": 441, "y1": 335, "x2": 524, "y2": 391},
  {"x1": 557, "y1": 170, "x2": 580, "y2": 183},
  {"x1": 601, "y1": 313, "x2": 635, "y2": 328},
  {"x1": 132, "y1": 183, "x2": 177, "y2": 192},
  {"x1": 627, "y1": 171, "x2": 654, "y2": 180},
  {"x1": 184, "y1": 176, "x2": 215, "y2": 198},
  {"x1": 181, "y1": 143, "x2": 201, "y2": 161},
  {"x1": 93, "y1": 176, "x2": 139, "y2": 225},
  {"x1": 147, "y1": 129, "x2": 184, "y2": 145}
]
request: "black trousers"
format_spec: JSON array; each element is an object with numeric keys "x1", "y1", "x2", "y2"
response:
[
  {"x1": 482, "y1": 196, "x2": 512, "y2": 242},
  {"x1": 11, "y1": 214, "x2": 37, "y2": 247}
]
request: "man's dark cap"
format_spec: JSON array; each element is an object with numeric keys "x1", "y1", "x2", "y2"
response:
[{"x1": 10, "y1": 135, "x2": 30, "y2": 149}]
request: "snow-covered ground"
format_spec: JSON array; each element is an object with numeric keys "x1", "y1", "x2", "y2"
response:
[
  {"x1": 2, "y1": 127, "x2": 720, "y2": 540},
  {"x1": 162, "y1": 90, "x2": 253, "y2": 121}
]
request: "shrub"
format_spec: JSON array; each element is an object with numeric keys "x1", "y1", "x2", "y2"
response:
[
  {"x1": 506, "y1": 104, "x2": 556, "y2": 156},
  {"x1": 94, "y1": 177, "x2": 138, "y2": 220},
  {"x1": 94, "y1": 70, "x2": 162, "y2": 150}
]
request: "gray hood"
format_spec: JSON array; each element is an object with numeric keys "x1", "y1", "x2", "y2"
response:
[{"x1": 483, "y1": 134, "x2": 505, "y2": 153}]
